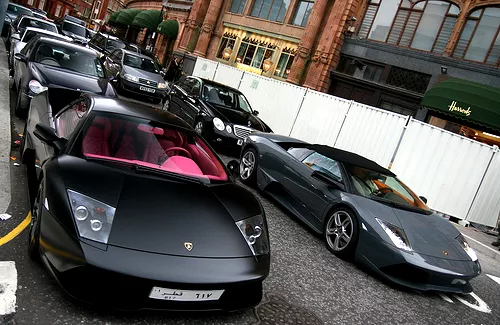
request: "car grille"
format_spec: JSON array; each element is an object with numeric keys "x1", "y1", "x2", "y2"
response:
[
  {"x1": 233, "y1": 125, "x2": 254, "y2": 139},
  {"x1": 139, "y1": 78, "x2": 158, "y2": 88}
]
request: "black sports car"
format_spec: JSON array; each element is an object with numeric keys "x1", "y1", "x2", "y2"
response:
[
  {"x1": 237, "y1": 133, "x2": 480, "y2": 293},
  {"x1": 12, "y1": 36, "x2": 115, "y2": 117},
  {"x1": 21, "y1": 93, "x2": 270, "y2": 310},
  {"x1": 166, "y1": 77, "x2": 272, "y2": 148}
]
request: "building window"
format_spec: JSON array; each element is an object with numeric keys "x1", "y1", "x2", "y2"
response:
[
  {"x1": 358, "y1": 0, "x2": 459, "y2": 54},
  {"x1": 216, "y1": 33, "x2": 238, "y2": 59},
  {"x1": 251, "y1": 0, "x2": 290, "y2": 23},
  {"x1": 38, "y1": 0, "x2": 45, "y2": 10},
  {"x1": 229, "y1": 0, "x2": 246, "y2": 14},
  {"x1": 292, "y1": 1, "x2": 314, "y2": 27},
  {"x1": 386, "y1": 66, "x2": 431, "y2": 93},
  {"x1": 236, "y1": 36, "x2": 276, "y2": 69},
  {"x1": 27, "y1": 0, "x2": 34, "y2": 6},
  {"x1": 55, "y1": 4, "x2": 62, "y2": 17},
  {"x1": 453, "y1": 7, "x2": 500, "y2": 65},
  {"x1": 337, "y1": 56, "x2": 384, "y2": 82},
  {"x1": 64, "y1": 8, "x2": 70, "y2": 16},
  {"x1": 380, "y1": 101, "x2": 415, "y2": 116},
  {"x1": 274, "y1": 48, "x2": 295, "y2": 78}
]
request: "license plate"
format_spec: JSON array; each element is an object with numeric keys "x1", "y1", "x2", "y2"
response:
[
  {"x1": 237, "y1": 139, "x2": 243, "y2": 146},
  {"x1": 140, "y1": 86, "x2": 155, "y2": 93},
  {"x1": 149, "y1": 287, "x2": 224, "y2": 301}
]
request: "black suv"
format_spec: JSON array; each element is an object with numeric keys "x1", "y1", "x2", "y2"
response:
[{"x1": 89, "y1": 32, "x2": 128, "y2": 59}]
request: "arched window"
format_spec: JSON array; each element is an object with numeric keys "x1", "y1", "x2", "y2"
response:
[
  {"x1": 453, "y1": 7, "x2": 500, "y2": 65},
  {"x1": 358, "y1": 0, "x2": 459, "y2": 54}
]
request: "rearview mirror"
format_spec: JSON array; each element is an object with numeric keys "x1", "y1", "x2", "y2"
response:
[
  {"x1": 11, "y1": 33, "x2": 20, "y2": 41},
  {"x1": 33, "y1": 123, "x2": 67, "y2": 154},
  {"x1": 14, "y1": 53, "x2": 27, "y2": 63},
  {"x1": 419, "y1": 196, "x2": 428, "y2": 204},
  {"x1": 227, "y1": 160, "x2": 240, "y2": 178}
]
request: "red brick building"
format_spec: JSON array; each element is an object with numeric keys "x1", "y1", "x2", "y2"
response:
[{"x1": 13, "y1": 0, "x2": 93, "y2": 19}]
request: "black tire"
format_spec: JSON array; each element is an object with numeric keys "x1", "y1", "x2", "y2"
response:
[
  {"x1": 15, "y1": 87, "x2": 28, "y2": 118},
  {"x1": 28, "y1": 182, "x2": 43, "y2": 261},
  {"x1": 324, "y1": 207, "x2": 359, "y2": 259},
  {"x1": 239, "y1": 147, "x2": 258, "y2": 185}
]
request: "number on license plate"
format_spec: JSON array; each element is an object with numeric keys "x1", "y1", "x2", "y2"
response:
[
  {"x1": 149, "y1": 287, "x2": 224, "y2": 301},
  {"x1": 139, "y1": 86, "x2": 155, "y2": 93}
]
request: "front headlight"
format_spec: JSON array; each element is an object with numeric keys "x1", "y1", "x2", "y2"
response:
[
  {"x1": 213, "y1": 117, "x2": 225, "y2": 131},
  {"x1": 28, "y1": 80, "x2": 48, "y2": 94},
  {"x1": 123, "y1": 73, "x2": 139, "y2": 82},
  {"x1": 225, "y1": 125, "x2": 232, "y2": 133},
  {"x1": 456, "y1": 234, "x2": 478, "y2": 261},
  {"x1": 236, "y1": 215, "x2": 269, "y2": 256},
  {"x1": 158, "y1": 82, "x2": 167, "y2": 89},
  {"x1": 376, "y1": 218, "x2": 412, "y2": 252},
  {"x1": 67, "y1": 190, "x2": 116, "y2": 244}
]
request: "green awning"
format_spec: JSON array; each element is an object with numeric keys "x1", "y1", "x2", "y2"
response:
[
  {"x1": 114, "y1": 8, "x2": 143, "y2": 26},
  {"x1": 157, "y1": 19, "x2": 179, "y2": 38},
  {"x1": 421, "y1": 78, "x2": 500, "y2": 131},
  {"x1": 108, "y1": 10, "x2": 121, "y2": 24},
  {"x1": 131, "y1": 10, "x2": 163, "y2": 30}
]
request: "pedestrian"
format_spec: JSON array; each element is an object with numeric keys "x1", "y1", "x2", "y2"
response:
[
  {"x1": 174, "y1": 58, "x2": 184, "y2": 82},
  {"x1": 165, "y1": 56, "x2": 178, "y2": 82}
]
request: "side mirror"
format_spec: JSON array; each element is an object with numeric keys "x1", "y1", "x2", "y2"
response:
[
  {"x1": 14, "y1": 53, "x2": 27, "y2": 63},
  {"x1": 311, "y1": 170, "x2": 344, "y2": 190},
  {"x1": 11, "y1": 33, "x2": 20, "y2": 41},
  {"x1": 253, "y1": 110, "x2": 259, "y2": 116},
  {"x1": 33, "y1": 123, "x2": 67, "y2": 154},
  {"x1": 419, "y1": 196, "x2": 428, "y2": 204},
  {"x1": 227, "y1": 160, "x2": 240, "y2": 178},
  {"x1": 169, "y1": 89, "x2": 176, "y2": 96}
]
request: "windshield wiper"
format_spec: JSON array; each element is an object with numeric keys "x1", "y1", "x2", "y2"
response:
[
  {"x1": 133, "y1": 165, "x2": 206, "y2": 185},
  {"x1": 369, "y1": 195, "x2": 431, "y2": 214}
]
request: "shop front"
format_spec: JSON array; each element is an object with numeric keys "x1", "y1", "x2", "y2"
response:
[
  {"x1": 422, "y1": 78, "x2": 500, "y2": 146},
  {"x1": 213, "y1": 24, "x2": 298, "y2": 81}
]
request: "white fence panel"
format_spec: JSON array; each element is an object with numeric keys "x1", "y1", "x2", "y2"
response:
[
  {"x1": 466, "y1": 149, "x2": 500, "y2": 227},
  {"x1": 290, "y1": 90, "x2": 351, "y2": 144},
  {"x1": 238, "y1": 73, "x2": 306, "y2": 136},
  {"x1": 334, "y1": 102, "x2": 407, "y2": 167},
  {"x1": 192, "y1": 58, "x2": 218, "y2": 80},
  {"x1": 391, "y1": 120, "x2": 494, "y2": 220},
  {"x1": 213, "y1": 64, "x2": 244, "y2": 89}
]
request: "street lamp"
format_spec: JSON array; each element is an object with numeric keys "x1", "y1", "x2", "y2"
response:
[
  {"x1": 222, "y1": 47, "x2": 232, "y2": 60},
  {"x1": 262, "y1": 59, "x2": 273, "y2": 72}
]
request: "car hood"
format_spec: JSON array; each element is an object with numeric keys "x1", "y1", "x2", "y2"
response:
[
  {"x1": 122, "y1": 65, "x2": 163, "y2": 84},
  {"x1": 391, "y1": 208, "x2": 469, "y2": 261},
  {"x1": 32, "y1": 62, "x2": 108, "y2": 95},
  {"x1": 203, "y1": 101, "x2": 272, "y2": 132}
]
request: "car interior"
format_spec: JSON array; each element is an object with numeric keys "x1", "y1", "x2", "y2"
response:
[{"x1": 80, "y1": 115, "x2": 227, "y2": 181}]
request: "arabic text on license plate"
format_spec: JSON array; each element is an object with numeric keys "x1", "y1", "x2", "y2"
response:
[
  {"x1": 149, "y1": 287, "x2": 224, "y2": 301},
  {"x1": 140, "y1": 86, "x2": 155, "y2": 93},
  {"x1": 237, "y1": 139, "x2": 243, "y2": 146}
]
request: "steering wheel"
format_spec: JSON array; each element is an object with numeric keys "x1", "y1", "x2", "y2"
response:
[
  {"x1": 158, "y1": 147, "x2": 192, "y2": 165},
  {"x1": 40, "y1": 57, "x2": 60, "y2": 66}
]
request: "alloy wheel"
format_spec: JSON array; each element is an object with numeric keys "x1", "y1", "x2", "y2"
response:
[
  {"x1": 195, "y1": 121, "x2": 204, "y2": 135},
  {"x1": 240, "y1": 150, "x2": 256, "y2": 180},
  {"x1": 325, "y1": 211, "x2": 353, "y2": 251}
]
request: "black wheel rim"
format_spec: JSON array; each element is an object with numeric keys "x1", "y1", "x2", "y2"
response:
[{"x1": 29, "y1": 186, "x2": 42, "y2": 242}]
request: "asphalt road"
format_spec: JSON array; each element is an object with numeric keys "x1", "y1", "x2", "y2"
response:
[{"x1": 1, "y1": 57, "x2": 500, "y2": 325}]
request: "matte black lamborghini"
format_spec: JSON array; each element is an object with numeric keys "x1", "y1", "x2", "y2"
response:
[
  {"x1": 21, "y1": 93, "x2": 270, "y2": 310},
  {"x1": 237, "y1": 133, "x2": 480, "y2": 293}
]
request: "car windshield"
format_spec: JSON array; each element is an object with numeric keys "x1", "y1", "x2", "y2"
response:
[
  {"x1": 344, "y1": 164, "x2": 430, "y2": 212},
  {"x1": 34, "y1": 43, "x2": 105, "y2": 78},
  {"x1": 22, "y1": 30, "x2": 55, "y2": 43},
  {"x1": 7, "y1": 4, "x2": 31, "y2": 16},
  {"x1": 302, "y1": 151, "x2": 343, "y2": 182},
  {"x1": 123, "y1": 53, "x2": 159, "y2": 73},
  {"x1": 19, "y1": 18, "x2": 57, "y2": 33},
  {"x1": 202, "y1": 85, "x2": 253, "y2": 113},
  {"x1": 63, "y1": 21, "x2": 86, "y2": 37},
  {"x1": 106, "y1": 39, "x2": 125, "y2": 52},
  {"x1": 77, "y1": 112, "x2": 228, "y2": 183}
]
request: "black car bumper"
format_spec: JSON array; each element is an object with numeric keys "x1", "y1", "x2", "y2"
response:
[
  {"x1": 356, "y1": 231, "x2": 481, "y2": 293},
  {"x1": 39, "y1": 208, "x2": 269, "y2": 311},
  {"x1": 119, "y1": 78, "x2": 167, "y2": 101}
]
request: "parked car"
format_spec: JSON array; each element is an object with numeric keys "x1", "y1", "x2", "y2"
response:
[
  {"x1": 104, "y1": 49, "x2": 168, "y2": 104},
  {"x1": 237, "y1": 133, "x2": 481, "y2": 293},
  {"x1": 166, "y1": 77, "x2": 272, "y2": 148},
  {"x1": 88, "y1": 32, "x2": 126, "y2": 58},
  {"x1": 9, "y1": 27, "x2": 71, "y2": 70},
  {"x1": 6, "y1": 15, "x2": 57, "y2": 51},
  {"x1": 56, "y1": 16, "x2": 88, "y2": 45},
  {"x1": 86, "y1": 28, "x2": 96, "y2": 40},
  {"x1": 126, "y1": 43, "x2": 163, "y2": 68},
  {"x1": 31, "y1": 8, "x2": 48, "y2": 20},
  {"x1": 2, "y1": 3, "x2": 32, "y2": 36},
  {"x1": 12, "y1": 36, "x2": 115, "y2": 117},
  {"x1": 21, "y1": 93, "x2": 270, "y2": 310}
]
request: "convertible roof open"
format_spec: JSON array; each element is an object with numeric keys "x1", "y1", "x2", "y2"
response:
[{"x1": 307, "y1": 144, "x2": 395, "y2": 176}]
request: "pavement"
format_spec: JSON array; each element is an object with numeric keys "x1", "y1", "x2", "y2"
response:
[{"x1": 1, "y1": 38, "x2": 500, "y2": 325}]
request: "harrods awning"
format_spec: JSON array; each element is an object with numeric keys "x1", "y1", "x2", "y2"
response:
[
  {"x1": 421, "y1": 78, "x2": 500, "y2": 132},
  {"x1": 131, "y1": 10, "x2": 163, "y2": 30},
  {"x1": 114, "y1": 8, "x2": 143, "y2": 26},
  {"x1": 157, "y1": 19, "x2": 179, "y2": 38},
  {"x1": 108, "y1": 10, "x2": 121, "y2": 24}
]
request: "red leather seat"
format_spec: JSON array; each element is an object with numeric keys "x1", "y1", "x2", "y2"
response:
[
  {"x1": 187, "y1": 144, "x2": 219, "y2": 176},
  {"x1": 110, "y1": 121, "x2": 140, "y2": 160},
  {"x1": 82, "y1": 117, "x2": 111, "y2": 156}
]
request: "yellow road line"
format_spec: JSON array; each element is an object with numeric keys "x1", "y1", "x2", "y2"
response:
[{"x1": 0, "y1": 212, "x2": 31, "y2": 247}]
